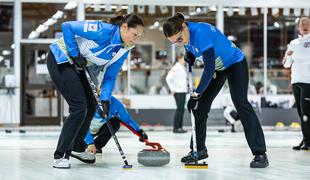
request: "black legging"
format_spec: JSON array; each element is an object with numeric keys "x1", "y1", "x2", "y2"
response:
[
  {"x1": 92, "y1": 118, "x2": 121, "y2": 149},
  {"x1": 47, "y1": 51, "x2": 96, "y2": 159},
  {"x1": 292, "y1": 83, "x2": 310, "y2": 145},
  {"x1": 190, "y1": 58, "x2": 266, "y2": 155},
  {"x1": 174, "y1": 93, "x2": 186, "y2": 129}
]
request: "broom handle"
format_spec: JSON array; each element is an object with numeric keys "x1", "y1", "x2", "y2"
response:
[
  {"x1": 83, "y1": 66, "x2": 131, "y2": 167},
  {"x1": 188, "y1": 65, "x2": 198, "y2": 161}
]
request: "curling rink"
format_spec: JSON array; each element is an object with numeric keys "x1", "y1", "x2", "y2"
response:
[{"x1": 0, "y1": 129, "x2": 309, "y2": 180}]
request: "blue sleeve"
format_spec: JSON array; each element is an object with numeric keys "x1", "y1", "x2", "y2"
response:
[
  {"x1": 110, "y1": 97, "x2": 141, "y2": 132},
  {"x1": 84, "y1": 130, "x2": 95, "y2": 145},
  {"x1": 61, "y1": 21, "x2": 104, "y2": 57},
  {"x1": 195, "y1": 47, "x2": 215, "y2": 93},
  {"x1": 100, "y1": 52, "x2": 128, "y2": 101}
]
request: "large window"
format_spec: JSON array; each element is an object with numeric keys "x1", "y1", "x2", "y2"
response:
[
  {"x1": 22, "y1": 3, "x2": 76, "y2": 39},
  {"x1": 267, "y1": 8, "x2": 299, "y2": 94},
  {"x1": 20, "y1": 3, "x2": 77, "y2": 125},
  {"x1": 0, "y1": 3, "x2": 14, "y2": 91},
  {"x1": 224, "y1": 7, "x2": 264, "y2": 95}
]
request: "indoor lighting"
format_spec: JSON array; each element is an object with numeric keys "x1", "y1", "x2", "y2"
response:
[
  {"x1": 238, "y1": 7, "x2": 246, "y2": 16},
  {"x1": 149, "y1": 5, "x2": 156, "y2": 14},
  {"x1": 36, "y1": 24, "x2": 48, "y2": 33},
  {"x1": 127, "y1": 5, "x2": 134, "y2": 13},
  {"x1": 251, "y1": 8, "x2": 258, "y2": 16},
  {"x1": 294, "y1": 8, "x2": 301, "y2": 16},
  {"x1": 283, "y1": 8, "x2": 290, "y2": 16},
  {"x1": 52, "y1": 10, "x2": 64, "y2": 19},
  {"x1": 2, "y1": 50, "x2": 11, "y2": 56},
  {"x1": 28, "y1": 31, "x2": 39, "y2": 39},
  {"x1": 227, "y1": 7, "x2": 234, "y2": 16},
  {"x1": 272, "y1": 8, "x2": 279, "y2": 16},
  {"x1": 64, "y1": 1, "x2": 77, "y2": 10},
  {"x1": 274, "y1": 22, "x2": 280, "y2": 28}
]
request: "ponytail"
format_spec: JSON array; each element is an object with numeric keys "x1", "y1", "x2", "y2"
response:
[{"x1": 110, "y1": 13, "x2": 144, "y2": 28}]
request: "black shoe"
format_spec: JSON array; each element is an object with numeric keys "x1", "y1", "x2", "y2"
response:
[
  {"x1": 301, "y1": 144, "x2": 310, "y2": 151},
  {"x1": 293, "y1": 139, "x2": 305, "y2": 150},
  {"x1": 250, "y1": 153, "x2": 269, "y2": 168},
  {"x1": 181, "y1": 148, "x2": 208, "y2": 163},
  {"x1": 173, "y1": 128, "x2": 187, "y2": 133},
  {"x1": 96, "y1": 148, "x2": 102, "y2": 154}
]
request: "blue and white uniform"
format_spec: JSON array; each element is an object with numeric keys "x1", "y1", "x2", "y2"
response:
[
  {"x1": 185, "y1": 22, "x2": 244, "y2": 93},
  {"x1": 84, "y1": 96, "x2": 141, "y2": 145},
  {"x1": 49, "y1": 21, "x2": 134, "y2": 101}
]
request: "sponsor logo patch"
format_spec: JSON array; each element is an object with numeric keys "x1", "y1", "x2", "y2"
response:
[
  {"x1": 88, "y1": 23, "x2": 98, "y2": 32},
  {"x1": 304, "y1": 42, "x2": 310, "y2": 48}
]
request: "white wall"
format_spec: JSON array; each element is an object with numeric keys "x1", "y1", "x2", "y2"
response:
[{"x1": 139, "y1": 29, "x2": 167, "y2": 50}]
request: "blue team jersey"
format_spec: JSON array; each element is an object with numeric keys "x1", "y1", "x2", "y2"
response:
[
  {"x1": 184, "y1": 22, "x2": 244, "y2": 71},
  {"x1": 84, "y1": 96, "x2": 141, "y2": 145},
  {"x1": 49, "y1": 21, "x2": 133, "y2": 101}
]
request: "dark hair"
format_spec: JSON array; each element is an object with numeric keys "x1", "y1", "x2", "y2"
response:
[
  {"x1": 163, "y1": 13, "x2": 185, "y2": 37},
  {"x1": 110, "y1": 14, "x2": 144, "y2": 28}
]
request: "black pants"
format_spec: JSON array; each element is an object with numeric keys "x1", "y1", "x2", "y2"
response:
[
  {"x1": 174, "y1": 93, "x2": 186, "y2": 129},
  {"x1": 292, "y1": 83, "x2": 310, "y2": 145},
  {"x1": 93, "y1": 118, "x2": 121, "y2": 149},
  {"x1": 47, "y1": 52, "x2": 96, "y2": 159},
  {"x1": 190, "y1": 58, "x2": 266, "y2": 155}
]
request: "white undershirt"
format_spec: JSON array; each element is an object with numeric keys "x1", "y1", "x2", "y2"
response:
[{"x1": 284, "y1": 33, "x2": 310, "y2": 84}]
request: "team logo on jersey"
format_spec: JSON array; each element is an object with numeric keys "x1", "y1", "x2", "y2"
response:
[
  {"x1": 88, "y1": 23, "x2": 98, "y2": 32},
  {"x1": 304, "y1": 42, "x2": 310, "y2": 48}
]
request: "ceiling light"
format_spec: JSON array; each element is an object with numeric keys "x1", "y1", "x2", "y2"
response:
[{"x1": 64, "y1": 1, "x2": 77, "y2": 10}]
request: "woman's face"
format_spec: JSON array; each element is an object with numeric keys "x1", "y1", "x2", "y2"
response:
[
  {"x1": 298, "y1": 17, "x2": 310, "y2": 36},
  {"x1": 167, "y1": 23, "x2": 190, "y2": 46},
  {"x1": 120, "y1": 23, "x2": 144, "y2": 47}
]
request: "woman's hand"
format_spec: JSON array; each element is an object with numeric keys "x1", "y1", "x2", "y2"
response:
[
  {"x1": 286, "y1": 50, "x2": 294, "y2": 56},
  {"x1": 86, "y1": 144, "x2": 97, "y2": 155},
  {"x1": 282, "y1": 57, "x2": 287, "y2": 65}
]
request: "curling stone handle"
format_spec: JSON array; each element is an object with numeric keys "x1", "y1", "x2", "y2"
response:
[{"x1": 145, "y1": 140, "x2": 164, "y2": 151}]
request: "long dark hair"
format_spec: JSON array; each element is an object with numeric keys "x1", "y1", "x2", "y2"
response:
[
  {"x1": 110, "y1": 14, "x2": 144, "y2": 28},
  {"x1": 163, "y1": 13, "x2": 185, "y2": 37}
]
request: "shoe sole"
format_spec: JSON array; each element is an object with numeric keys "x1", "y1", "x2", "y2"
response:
[
  {"x1": 53, "y1": 165, "x2": 71, "y2": 169},
  {"x1": 181, "y1": 154, "x2": 208, "y2": 163},
  {"x1": 70, "y1": 154, "x2": 96, "y2": 164},
  {"x1": 250, "y1": 162, "x2": 269, "y2": 168}
]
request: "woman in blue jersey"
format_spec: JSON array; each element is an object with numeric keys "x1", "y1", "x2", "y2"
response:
[
  {"x1": 163, "y1": 13, "x2": 268, "y2": 168},
  {"x1": 47, "y1": 14, "x2": 144, "y2": 169},
  {"x1": 84, "y1": 96, "x2": 148, "y2": 154}
]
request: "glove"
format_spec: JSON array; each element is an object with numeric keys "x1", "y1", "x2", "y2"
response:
[
  {"x1": 187, "y1": 93, "x2": 200, "y2": 112},
  {"x1": 137, "y1": 129, "x2": 148, "y2": 142},
  {"x1": 70, "y1": 54, "x2": 87, "y2": 68},
  {"x1": 184, "y1": 50, "x2": 196, "y2": 66},
  {"x1": 98, "y1": 100, "x2": 110, "y2": 119}
]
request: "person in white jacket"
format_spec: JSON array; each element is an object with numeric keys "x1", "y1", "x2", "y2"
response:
[
  {"x1": 283, "y1": 16, "x2": 310, "y2": 151},
  {"x1": 166, "y1": 54, "x2": 188, "y2": 133}
]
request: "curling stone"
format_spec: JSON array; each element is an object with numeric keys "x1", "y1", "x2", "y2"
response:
[
  {"x1": 273, "y1": 121, "x2": 286, "y2": 131},
  {"x1": 137, "y1": 141, "x2": 170, "y2": 167}
]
